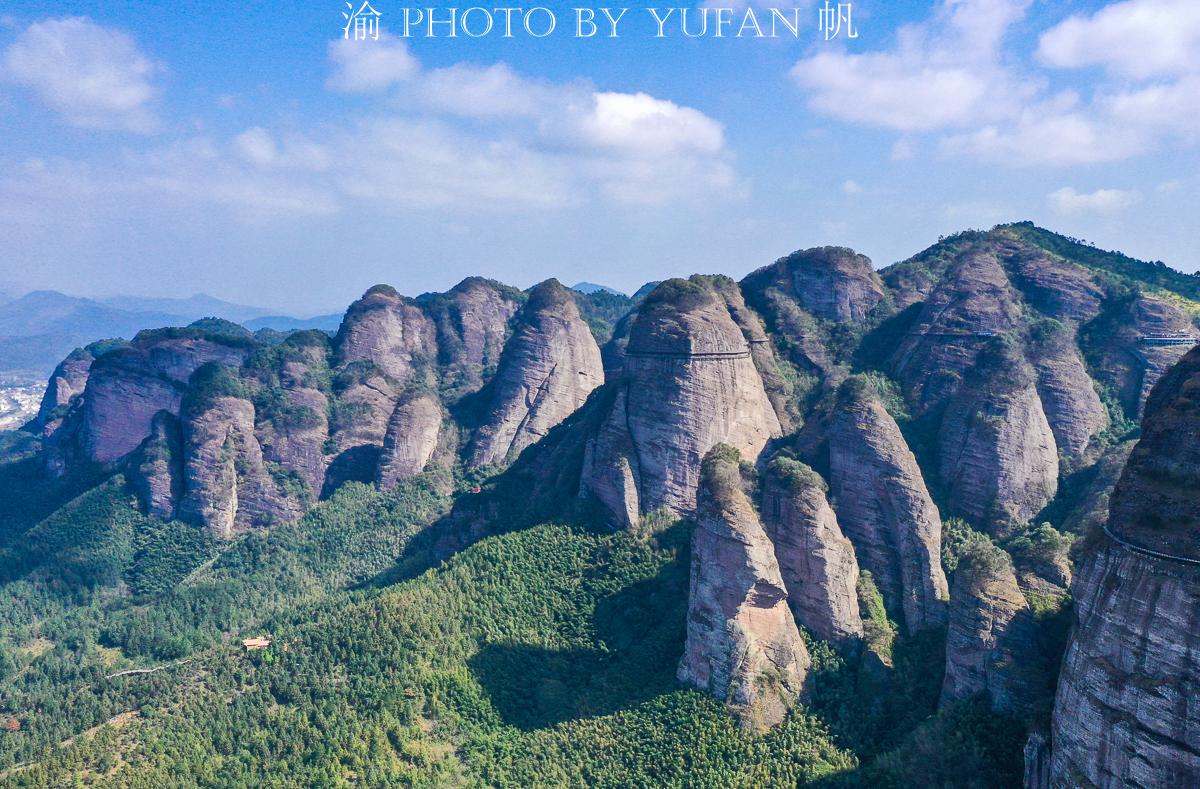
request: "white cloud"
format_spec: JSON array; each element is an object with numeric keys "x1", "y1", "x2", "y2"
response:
[
  {"x1": 1, "y1": 17, "x2": 161, "y2": 132},
  {"x1": 841, "y1": 179, "x2": 863, "y2": 194},
  {"x1": 790, "y1": 0, "x2": 1035, "y2": 133},
  {"x1": 326, "y1": 33, "x2": 417, "y2": 93},
  {"x1": 1047, "y1": 186, "x2": 1139, "y2": 215},
  {"x1": 1037, "y1": 0, "x2": 1200, "y2": 79},
  {"x1": 564, "y1": 92, "x2": 724, "y2": 155}
]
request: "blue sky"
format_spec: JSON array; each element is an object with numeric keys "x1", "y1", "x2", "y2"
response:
[{"x1": 0, "y1": 0, "x2": 1197, "y2": 315}]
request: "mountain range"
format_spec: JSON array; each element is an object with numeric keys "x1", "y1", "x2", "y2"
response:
[
  {"x1": 1, "y1": 221, "x2": 1198, "y2": 787},
  {"x1": 0, "y1": 290, "x2": 342, "y2": 375}
]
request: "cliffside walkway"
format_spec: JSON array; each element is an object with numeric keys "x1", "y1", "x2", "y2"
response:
[
  {"x1": 1102, "y1": 525, "x2": 1200, "y2": 567},
  {"x1": 625, "y1": 346, "x2": 752, "y2": 360}
]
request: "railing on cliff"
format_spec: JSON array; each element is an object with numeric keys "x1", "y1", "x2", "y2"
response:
[{"x1": 1102, "y1": 525, "x2": 1200, "y2": 567}]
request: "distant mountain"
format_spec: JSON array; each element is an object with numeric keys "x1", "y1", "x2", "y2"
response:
[
  {"x1": 571, "y1": 282, "x2": 626, "y2": 296},
  {"x1": 97, "y1": 293, "x2": 276, "y2": 324},
  {"x1": 0, "y1": 290, "x2": 331, "y2": 375},
  {"x1": 244, "y1": 313, "x2": 344, "y2": 332}
]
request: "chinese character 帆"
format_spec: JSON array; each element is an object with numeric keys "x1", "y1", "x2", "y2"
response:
[
  {"x1": 818, "y1": 1, "x2": 858, "y2": 41},
  {"x1": 343, "y1": 1, "x2": 382, "y2": 41}
]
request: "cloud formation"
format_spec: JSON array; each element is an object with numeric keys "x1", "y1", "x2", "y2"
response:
[
  {"x1": 1048, "y1": 186, "x2": 1139, "y2": 215},
  {"x1": 1, "y1": 17, "x2": 161, "y2": 132},
  {"x1": 792, "y1": 0, "x2": 1200, "y2": 167}
]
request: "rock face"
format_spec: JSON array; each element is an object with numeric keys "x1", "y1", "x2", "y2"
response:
[
  {"x1": 253, "y1": 332, "x2": 332, "y2": 499},
  {"x1": 470, "y1": 280, "x2": 602, "y2": 468},
  {"x1": 678, "y1": 446, "x2": 809, "y2": 732},
  {"x1": 941, "y1": 542, "x2": 1041, "y2": 716},
  {"x1": 827, "y1": 380, "x2": 948, "y2": 632},
  {"x1": 378, "y1": 392, "x2": 442, "y2": 488},
  {"x1": 1092, "y1": 294, "x2": 1196, "y2": 418},
  {"x1": 938, "y1": 342, "x2": 1059, "y2": 529},
  {"x1": 742, "y1": 246, "x2": 885, "y2": 323},
  {"x1": 761, "y1": 457, "x2": 863, "y2": 643},
  {"x1": 36, "y1": 345, "x2": 102, "y2": 435},
  {"x1": 72, "y1": 333, "x2": 251, "y2": 468},
  {"x1": 427, "y1": 277, "x2": 520, "y2": 399},
  {"x1": 1029, "y1": 326, "x2": 1107, "y2": 464},
  {"x1": 129, "y1": 411, "x2": 183, "y2": 520},
  {"x1": 580, "y1": 277, "x2": 781, "y2": 526},
  {"x1": 330, "y1": 285, "x2": 437, "y2": 453},
  {"x1": 1050, "y1": 346, "x2": 1200, "y2": 786},
  {"x1": 891, "y1": 250, "x2": 1023, "y2": 416},
  {"x1": 177, "y1": 391, "x2": 298, "y2": 538}
]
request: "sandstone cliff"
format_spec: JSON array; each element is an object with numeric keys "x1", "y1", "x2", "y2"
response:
[
  {"x1": 377, "y1": 391, "x2": 442, "y2": 488},
  {"x1": 252, "y1": 332, "x2": 332, "y2": 499},
  {"x1": 1050, "y1": 345, "x2": 1200, "y2": 786},
  {"x1": 580, "y1": 277, "x2": 781, "y2": 526},
  {"x1": 937, "y1": 342, "x2": 1059, "y2": 530},
  {"x1": 891, "y1": 249, "x2": 1023, "y2": 416},
  {"x1": 742, "y1": 246, "x2": 885, "y2": 323},
  {"x1": 330, "y1": 285, "x2": 437, "y2": 454},
  {"x1": 469, "y1": 280, "x2": 602, "y2": 468},
  {"x1": 177, "y1": 377, "x2": 299, "y2": 539},
  {"x1": 426, "y1": 277, "x2": 520, "y2": 400},
  {"x1": 941, "y1": 541, "x2": 1041, "y2": 716},
  {"x1": 678, "y1": 445, "x2": 809, "y2": 732},
  {"x1": 761, "y1": 456, "x2": 863, "y2": 643},
  {"x1": 827, "y1": 379, "x2": 948, "y2": 632},
  {"x1": 63, "y1": 331, "x2": 251, "y2": 471}
]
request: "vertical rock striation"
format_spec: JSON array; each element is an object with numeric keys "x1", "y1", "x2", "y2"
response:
[
  {"x1": 1050, "y1": 345, "x2": 1200, "y2": 787},
  {"x1": 941, "y1": 542, "x2": 1041, "y2": 716},
  {"x1": 469, "y1": 280, "x2": 602, "y2": 468},
  {"x1": 678, "y1": 446, "x2": 809, "y2": 732},
  {"x1": 378, "y1": 392, "x2": 442, "y2": 488},
  {"x1": 761, "y1": 456, "x2": 863, "y2": 643},
  {"x1": 827, "y1": 379, "x2": 948, "y2": 632},
  {"x1": 938, "y1": 342, "x2": 1059, "y2": 530},
  {"x1": 580, "y1": 277, "x2": 781, "y2": 526}
]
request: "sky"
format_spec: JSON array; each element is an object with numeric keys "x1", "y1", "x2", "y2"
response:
[{"x1": 0, "y1": 0, "x2": 1197, "y2": 315}]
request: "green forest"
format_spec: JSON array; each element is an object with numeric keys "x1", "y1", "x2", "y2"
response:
[{"x1": 0, "y1": 447, "x2": 1024, "y2": 788}]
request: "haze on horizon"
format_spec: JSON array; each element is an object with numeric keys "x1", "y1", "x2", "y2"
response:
[{"x1": 0, "y1": 0, "x2": 1198, "y2": 315}]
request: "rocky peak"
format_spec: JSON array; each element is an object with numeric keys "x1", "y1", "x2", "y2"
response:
[
  {"x1": 760, "y1": 456, "x2": 863, "y2": 643},
  {"x1": 941, "y1": 541, "x2": 1042, "y2": 716},
  {"x1": 176, "y1": 365, "x2": 300, "y2": 538},
  {"x1": 468, "y1": 279, "x2": 603, "y2": 469},
  {"x1": 1049, "y1": 345, "x2": 1200, "y2": 785},
  {"x1": 678, "y1": 445, "x2": 809, "y2": 732},
  {"x1": 827, "y1": 378, "x2": 948, "y2": 632},
  {"x1": 743, "y1": 246, "x2": 884, "y2": 323},
  {"x1": 580, "y1": 276, "x2": 781, "y2": 526},
  {"x1": 891, "y1": 246, "x2": 1023, "y2": 416},
  {"x1": 938, "y1": 339, "x2": 1059, "y2": 530},
  {"x1": 428, "y1": 277, "x2": 521, "y2": 400},
  {"x1": 67, "y1": 331, "x2": 252, "y2": 469}
]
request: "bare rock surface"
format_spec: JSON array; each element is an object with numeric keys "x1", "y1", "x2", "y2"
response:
[
  {"x1": 761, "y1": 457, "x2": 863, "y2": 643},
  {"x1": 253, "y1": 333, "x2": 332, "y2": 499},
  {"x1": 581, "y1": 277, "x2": 781, "y2": 526},
  {"x1": 827, "y1": 379, "x2": 948, "y2": 632},
  {"x1": 378, "y1": 392, "x2": 442, "y2": 488},
  {"x1": 941, "y1": 542, "x2": 1041, "y2": 716},
  {"x1": 678, "y1": 446, "x2": 809, "y2": 732},
  {"x1": 469, "y1": 280, "x2": 602, "y2": 468},
  {"x1": 891, "y1": 249, "x2": 1023, "y2": 416},
  {"x1": 129, "y1": 411, "x2": 183, "y2": 519},
  {"x1": 330, "y1": 285, "x2": 437, "y2": 453},
  {"x1": 938, "y1": 343, "x2": 1059, "y2": 529},
  {"x1": 1050, "y1": 345, "x2": 1200, "y2": 786},
  {"x1": 74, "y1": 335, "x2": 250, "y2": 467},
  {"x1": 178, "y1": 394, "x2": 298, "y2": 538},
  {"x1": 742, "y1": 246, "x2": 885, "y2": 323}
]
